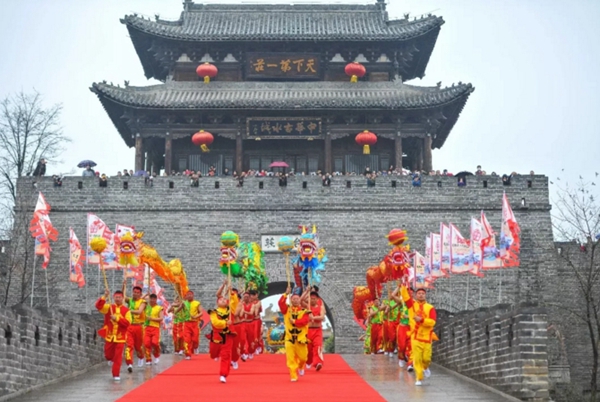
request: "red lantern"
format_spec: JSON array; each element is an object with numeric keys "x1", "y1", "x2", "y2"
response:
[
  {"x1": 355, "y1": 130, "x2": 377, "y2": 154},
  {"x1": 196, "y1": 62, "x2": 218, "y2": 84},
  {"x1": 192, "y1": 130, "x2": 214, "y2": 152},
  {"x1": 345, "y1": 62, "x2": 366, "y2": 83}
]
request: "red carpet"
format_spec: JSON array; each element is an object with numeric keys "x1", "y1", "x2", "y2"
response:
[{"x1": 118, "y1": 354, "x2": 385, "y2": 402}]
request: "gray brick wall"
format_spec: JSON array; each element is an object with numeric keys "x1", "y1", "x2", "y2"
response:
[
  {"x1": 433, "y1": 303, "x2": 550, "y2": 401},
  {"x1": 0, "y1": 304, "x2": 103, "y2": 398},
  {"x1": 11, "y1": 174, "x2": 555, "y2": 355}
]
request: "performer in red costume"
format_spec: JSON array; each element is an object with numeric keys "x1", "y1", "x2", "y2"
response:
[
  {"x1": 249, "y1": 290, "x2": 263, "y2": 355},
  {"x1": 217, "y1": 280, "x2": 242, "y2": 370},
  {"x1": 176, "y1": 290, "x2": 202, "y2": 360},
  {"x1": 368, "y1": 299, "x2": 383, "y2": 354},
  {"x1": 306, "y1": 290, "x2": 326, "y2": 371},
  {"x1": 241, "y1": 292, "x2": 256, "y2": 360},
  {"x1": 96, "y1": 289, "x2": 132, "y2": 381},
  {"x1": 143, "y1": 294, "x2": 164, "y2": 365},
  {"x1": 167, "y1": 297, "x2": 185, "y2": 355},
  {"x1": 122, "y1": 284, "x2": 147, "y2": 372},
  {"x1": 208, "y1": 295, "x2": 235, "y2": 383}
]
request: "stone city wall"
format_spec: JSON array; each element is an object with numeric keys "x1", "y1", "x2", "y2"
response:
[
  {"x1": 12, "y1": 174, "x2": 555, "y2": 355},
  {"x1": 433, "y1": 303, "x2": 550, "y2": 401},
  {"x1": 0, "y1": 304, "x2": 103, "y2": 399}
]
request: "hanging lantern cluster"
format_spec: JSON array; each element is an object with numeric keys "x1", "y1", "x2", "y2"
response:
[
  {"x1": 192, "y1": 130, "x2": 214, "y2": 152},
  {"x1": 355, "y1": 130, "x2": 377, "y2": 154},
  {"x1": 345, "y1": 62, "x2": 366, "y2": 83},
  {"x1": 196, "y1": 62, "x2": 218, "y2": 84}
]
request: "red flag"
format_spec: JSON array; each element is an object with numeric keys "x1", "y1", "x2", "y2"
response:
[
  {"x1": 29, "y1": 193, "x2": 58, "y2": 269},
  {"x1": 69, "y1": 228, "x2": 85, "y2": 287},
  {"x1": 500, "y1": 193, "x2": 521, "y2": 267}
]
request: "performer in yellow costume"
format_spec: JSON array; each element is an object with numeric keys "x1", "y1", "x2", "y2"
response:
[
  {"x1": 278, "y1": 286, "x2": 311, "y2": 382},
  {"x1": 400, "y1": 286, "x2": 436, "y2": 386}
]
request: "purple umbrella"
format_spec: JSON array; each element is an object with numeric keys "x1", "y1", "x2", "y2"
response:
[{"x1": 134, "y1": 170, "x2": 148, "y2": 177}]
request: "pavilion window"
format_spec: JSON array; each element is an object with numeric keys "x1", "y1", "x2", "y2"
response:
[
  {"x1": 308, "y1": 155, "x2": 319, "y2": 174},
  {"x1": 334, "y1": 157, "x2": 343, "y2": 173},
  {"x1": 178, "y1": 157, "x2": 187, "y2": 172},
  {"x1": 249, "y1": 157, "x2": 260, "y2": 171}
]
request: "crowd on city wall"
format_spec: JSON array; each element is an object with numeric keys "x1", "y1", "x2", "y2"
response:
[{"x1": 43, "y1": 163, "x2": 536, "y2": 189}]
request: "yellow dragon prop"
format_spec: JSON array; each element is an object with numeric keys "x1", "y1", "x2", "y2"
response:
[{"x1": 134, "y1": 233, "x2": 189, "y2": 296}]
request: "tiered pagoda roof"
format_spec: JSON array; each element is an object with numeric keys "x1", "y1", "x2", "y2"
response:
[
  {"x1": 91, "y1": 80, "x2": 473, "y2": 148},
  {"x1": 122, "y1": 2, "x2": 444, "y2": 81}
]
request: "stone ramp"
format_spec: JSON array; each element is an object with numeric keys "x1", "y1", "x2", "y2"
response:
[{"x1": 8, "y1": 354, "x2": 517, "y2": 402}]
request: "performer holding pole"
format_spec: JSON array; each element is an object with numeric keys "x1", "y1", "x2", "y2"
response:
[
  {"x1": 392, "y1": 286, "x2": 411, "y2": 368},
  {"x1": 400, "y1": 285, "x2": 436, "y2": 386},
  {"x1": 368, "y1": 299, "x2": 383, "y2": 354},
  {"x1": 306, "y1": 288, "x2": 325, "y2": 371},
  {"x1": 168, "y1": 297, "x2": 185, "y2": 355},
  {"x1": 96, "y1": 289, "x2": 132, "y2": 381},
  {"x1": 208, "y1": 290, "x2": 235, "y2": 383},
  {"x1": 177, "y1": 290, "x2": 202, "y2": 360},
  {"x1": 143, "y1": 294, "x2": 164, "y2": 365},
  {"x1": 122, "y1": 282, "x2": 147, "y2": 372},
  {"x1": 279, "y1": 285, "x2": 311, "y2": 382}
]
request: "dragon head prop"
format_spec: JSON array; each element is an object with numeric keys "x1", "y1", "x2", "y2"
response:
[
  {"x1": 292, "y1": 225, "x2": 327, "y2": 290},
  {"x1": 118, "y1": 232, "x2": 139, "y2": 266},
  {"x1": 297, "y1": 225, "x2": 318, "y2": 261}
]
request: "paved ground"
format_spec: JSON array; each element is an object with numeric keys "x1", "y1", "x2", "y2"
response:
[
  {"x1": 10, "y1": 354, "x2": 515, "y2": 402},
  {"x1": 343, "y1": 354, "x2": 515, "y2": 402},
  {"x1": 10, "y1": 355, "x2": 180, "y2": 402}
]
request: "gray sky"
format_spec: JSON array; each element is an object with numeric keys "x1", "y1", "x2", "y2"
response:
[{"x1": 0, "y1": 0, "x2": 598, "y2": 187}]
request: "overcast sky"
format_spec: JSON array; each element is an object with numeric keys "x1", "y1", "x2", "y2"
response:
[{"x1": 0, "y1": 0, "x2": 598, "y2": 189}]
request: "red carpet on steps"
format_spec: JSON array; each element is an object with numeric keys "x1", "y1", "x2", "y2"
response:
[{"x1": 118, "y1": 354, "x2": 386, "y2": 402}]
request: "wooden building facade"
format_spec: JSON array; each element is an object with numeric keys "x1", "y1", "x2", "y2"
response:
[{"x1": 92, "y1": 0, "x2": 473, "y2": 175}]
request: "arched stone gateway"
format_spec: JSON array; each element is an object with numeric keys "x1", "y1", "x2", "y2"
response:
[{"x1": 259, "y1": 282, "x2": 335, "y2": 332}]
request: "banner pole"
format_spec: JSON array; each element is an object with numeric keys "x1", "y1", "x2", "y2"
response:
[
  {"x1": 465, "y1": 274, "x2": 470, "y2": 311},
  {"x1": 478, "y1": 277, "x2": 482, "y2": 308},
  {"x1": 44, "y1": 268, "x2": 50, "y2": 308},
  {"x1": 30, "y1": 254, "x2": 38, "y2": 308},
  {"x1": 498, "y1": 270, "x2": 503, "y2": 304}
]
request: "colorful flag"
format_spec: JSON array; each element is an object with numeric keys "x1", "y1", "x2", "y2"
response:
[
  {"x1": 69, "y1": 228, "x2": 85, "y2": 287},
  {"x1": 450, "y1": 224, "x2": 471, "y2": 274},
  {"x1": 87, "y1": 214, "x2": 117, "y2": 269},
  {"x1": 413, "y1": 251, "x2": 432, "y2": 289},
  {"x1": 500, "y1": 193, "x2": 521, "y2": 267},
  {"x1": 481, "y1": 211, "x2": 502, "y2": 270},
  {"x1": 469, "y1": 218, "x2": 485, "y2": 277},
  {"x1": 430, "y1": 233, "x2": 444, "y2": 278},
  {"x1": 440, "y1": 223, "x2": 451, "y2": 273},
  {"x1": 424, "y1": 236, "x2": 433, "y2": 283},
  {"x1": 29, "y1": 193, "x2": 58, "y2": 269}
]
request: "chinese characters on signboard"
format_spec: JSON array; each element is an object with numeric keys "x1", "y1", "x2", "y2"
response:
[
  {"x1": 247, "y1": 118, "x2": 322, "y2": 138},
  {"x1": 261, "y1": 235, "x2": 300, "y2": 253},
  {"x1": 246, "y1": 53, "x2": 320, "y2": 79}
]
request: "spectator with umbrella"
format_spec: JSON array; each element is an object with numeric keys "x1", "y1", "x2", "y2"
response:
[{"x1": 79, "y1": 160, "x2": 97, "y2": 177}]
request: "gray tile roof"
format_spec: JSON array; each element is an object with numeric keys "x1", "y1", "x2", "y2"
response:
[
  {"x1": 122, "y1": 3, "x2": 444, "y2": 42},
  {"x1": 90, "y1": 81, "x2": 473, "y2": 110}
]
